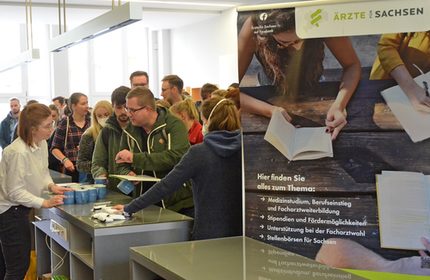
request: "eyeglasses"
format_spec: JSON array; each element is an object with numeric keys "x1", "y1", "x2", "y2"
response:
[
  {"x1": 41, "y1": 120, "x2": 56, "y2": 130},
  {"x1": 125, "y1": 106, "x2": 146, "y2": 114}
]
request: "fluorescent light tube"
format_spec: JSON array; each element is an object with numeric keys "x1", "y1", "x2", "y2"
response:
[
  {"x1": 137, "y1": 1, "x2": 237, "y2": 8},
  {"x1": 48, "y1": 2, "x2": 143, "y2": 52},
  {"x1": 0, "y1": 48, "x2": 40, "y2": 73}
]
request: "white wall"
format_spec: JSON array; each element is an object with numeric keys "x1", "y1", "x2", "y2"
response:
[{"x1": 170, "y1": 8, "x2": 238, "y2": 89}]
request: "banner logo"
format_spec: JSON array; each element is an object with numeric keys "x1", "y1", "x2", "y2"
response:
[
  {"x1": 310, "y1": 9, "x2": 323, "y2": 27},
  {"x1": 296, "y1": 0, "x2": 430, "y2": 38},
  {"x1": 259, "y1": 12, "x2": 268, "y2": 21}
]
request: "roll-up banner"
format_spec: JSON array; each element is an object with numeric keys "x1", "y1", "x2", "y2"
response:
[{"x1": 239, "y1": 0, "x2": 430, "y2": 277}]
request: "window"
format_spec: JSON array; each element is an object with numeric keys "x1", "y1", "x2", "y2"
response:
[
  {"x1": 125, "y1": 22, "x2": 149, "y2": 77},
  {"x1": 0, "y1": 24, "x2": 22, "y2": 95},
  {"x1": 92, "y1": 30, "x2": 123, "y2": 94},
  {"x1": 0, "y1": 68, "x2": 22, "y2": 94},
  {"x1": 27, "y1": 24, "x2": 51, "y2": 99},
  {"x1": 69, "y1": 42, "x2": 90, "y2": 94}
]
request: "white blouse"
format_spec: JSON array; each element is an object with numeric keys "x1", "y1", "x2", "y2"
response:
[{"x1": 0, "y1": 138, "x2": 54, "y2": 214}]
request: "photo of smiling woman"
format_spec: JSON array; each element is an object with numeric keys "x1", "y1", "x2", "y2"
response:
[
  {"x1": 0, "y1": 103, "x2": 68, "y2": 279},
  {"x1": 238, "y1": 9, "x2": 361, "y2": 140}
]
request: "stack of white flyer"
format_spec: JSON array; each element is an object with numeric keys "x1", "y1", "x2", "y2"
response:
[{"x1": 376, "y1": 170, "x2": 430, "y2": 250}]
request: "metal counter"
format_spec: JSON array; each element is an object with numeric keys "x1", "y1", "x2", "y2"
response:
[
  {"x1": 49, "y1": 169, "x2": 72, "y2": 184},
  {"x1": 129, "y1": 236, "x2": 366, "y2": 280},
  {"x1": 34, "y1": 192, "x2": 192, "y2": 280}
]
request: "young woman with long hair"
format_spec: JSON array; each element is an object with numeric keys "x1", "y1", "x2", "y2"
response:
[
  {"x1": 51, "y1": 92, "x2": 90, "y2": 182},
  {"x1": 238, "y1": 9, "x2": 361, "y2": 140},
  {"x1": 0, "y1": 104, "x2": 68, "y2": 279}
]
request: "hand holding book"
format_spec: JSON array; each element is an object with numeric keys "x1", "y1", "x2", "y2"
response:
[
  {"x1": 264, "y1": 108, "x2": 333, "y2": 161},
  {"x1": 381, "y1": 71, "x2": 430, "y2": 142}
]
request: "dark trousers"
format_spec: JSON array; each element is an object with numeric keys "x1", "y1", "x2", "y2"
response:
[
  {"x1": 178, "y1": 207, "x2": 195, "y2": 218},
  {"x1": 0, "y1": 206, "x2": 31, "y2": 280},
  {"x1": 65, "y1": 167, "x2": 80, "y2": 183}
]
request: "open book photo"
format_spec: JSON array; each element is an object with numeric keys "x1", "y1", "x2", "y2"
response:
[
  {"x1": 381, "y1": 72, "x2": 430, "y2": 143},
  {"x1": 264, "y1": 108, "x2": 333, "y2": 161},
  {"x1": 109, "y1": 174, "x2": 161, "y2": 182},
  {"x1": 376, "y1": 170, "x2": 430, "y2": 250}
]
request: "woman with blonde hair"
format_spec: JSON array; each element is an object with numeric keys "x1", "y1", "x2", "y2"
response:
[
  {"x1": 210, "y1": 89, "x2": 228, "y2": 99},
  {"x1": 170, "y1": 98, "x2": 203, "y2": 145},
  {"x1": 114, "y1": 96, "x2": 242, "y2": 240},
  {"x1": 77, "y1": 100, "x2": 113, "y2": 183}
]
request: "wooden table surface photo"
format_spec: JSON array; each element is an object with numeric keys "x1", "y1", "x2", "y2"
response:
[{"x1": 241, "y1": 78, "x2": 430, "y2": 260}]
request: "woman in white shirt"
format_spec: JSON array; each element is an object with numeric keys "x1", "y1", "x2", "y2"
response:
[{"x1": 0, "y1": 103, "x2": 68, "y2": 280}]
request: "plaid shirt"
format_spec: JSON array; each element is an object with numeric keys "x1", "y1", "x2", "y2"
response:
[{"x1": 51, "y1": 115, "x2": 90, "y2": 163}]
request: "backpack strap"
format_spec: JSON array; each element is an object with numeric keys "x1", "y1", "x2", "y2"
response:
[{"x1": 64, "y1": 116, "x2": 69, "y2": 149}]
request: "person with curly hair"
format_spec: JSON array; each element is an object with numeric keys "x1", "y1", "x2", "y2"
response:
[{"x1": 238, "y1": 9, "x2": 361, "y2": 140}]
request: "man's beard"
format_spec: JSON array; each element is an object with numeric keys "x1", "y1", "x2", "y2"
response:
[{"x1": 117, "y1": 114, "x2": 128, "y2": 122}]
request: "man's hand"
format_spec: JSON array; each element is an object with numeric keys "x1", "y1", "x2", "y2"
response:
[
  {"x1": 112, "y1": 204, "x2": 125, "y2": 212},
  {"x1": 115, "y1": 149, "x2": 133, "y2": 163}
]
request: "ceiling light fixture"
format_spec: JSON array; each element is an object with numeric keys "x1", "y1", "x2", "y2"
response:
[
  {"x1": 48, "y1": 1, "x2": 143, "y2": 52},
  {"x1": 0, "y1": 49, "x2": 40, "y2": 73},
  {"x1": 0, "y1": 0, "x2": 40, "y2": 73},
  {"x1": 137, "y1": 1, "x2": 237, "y2": 8}
]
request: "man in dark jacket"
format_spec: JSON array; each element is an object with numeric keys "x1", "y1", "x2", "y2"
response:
[
  {"x1": 91, "y1": 86, "x2": 130, "y2": 191},
  {"x1": 0, "y1": 98, "x2": 21, "y2": 149},
  {"x1": 115, "y1": 86, "x2": 194, "y2": 214}
]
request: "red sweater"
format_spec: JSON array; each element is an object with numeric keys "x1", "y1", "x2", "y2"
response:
[{"x1": 188, "y1": 121, "x2": 203, "y2": 145}]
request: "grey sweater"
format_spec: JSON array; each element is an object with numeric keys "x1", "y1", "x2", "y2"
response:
[{"x1": 124, "y1": 130, "x2": 242, "y2": 240}]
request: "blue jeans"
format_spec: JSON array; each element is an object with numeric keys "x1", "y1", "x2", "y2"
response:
[{"x1": 0, "y1": 205, "x2": 32, "y2": 280}]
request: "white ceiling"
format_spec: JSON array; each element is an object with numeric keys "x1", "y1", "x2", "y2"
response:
[{"x1": 0, "y1": 0, "x2": 283, "y2": 29}]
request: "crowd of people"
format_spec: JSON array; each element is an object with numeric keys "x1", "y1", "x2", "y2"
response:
[
  {"x1": 0, "y1": 71, "x2": 242, "y2": 279},
  {"x1": 1, "y1": 9, "x2": 427, "y2": 277}
]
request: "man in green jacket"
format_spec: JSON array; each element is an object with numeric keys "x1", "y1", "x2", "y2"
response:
[
  {"x1": 115, "y1": 86, "x2": 194, "y2": 214},
  {"x1": 91, "y1": 86, "x2": 130, "y2": 191}
]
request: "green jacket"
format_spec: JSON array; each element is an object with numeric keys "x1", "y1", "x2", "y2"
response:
[
  {"x1": 117, "y1": 106, "x2": 194, "y2": 212},
  {"x1": 91, "y1": 114, "x2": 124, "y2": 191}
]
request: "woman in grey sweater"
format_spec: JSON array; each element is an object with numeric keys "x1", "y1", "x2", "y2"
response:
[{"x1": 114, "y1": 96, "x2": 242, "y2": 240}]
